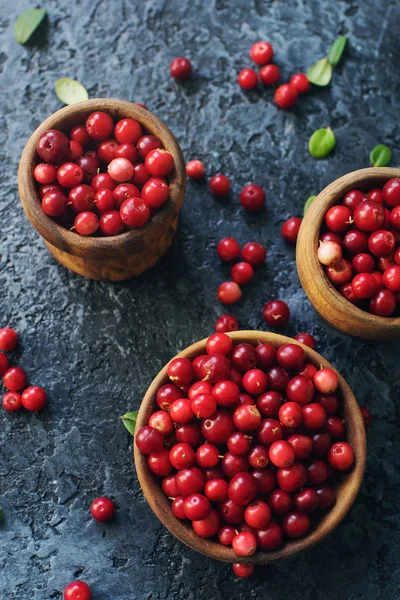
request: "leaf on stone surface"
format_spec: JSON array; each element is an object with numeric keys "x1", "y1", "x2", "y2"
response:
[
  {"x1": 307, "y1": 58, "x2": 332, "y2": 87},
  {"x1": 308, "y1": 128, "x2": 336, "y2": 159},
  {"x1": 328, "y1": 36, "x2": 348, "y2": 67},
  {"x1": 121, "y1": 411, "x2": 138, "y2": 436},
  {"x1": 15, "y1": 8, "x2": 47, "y2": 45},
  {"x1": 304, "y1": 195, "x2": 317, "y2": 215},
  {"x1": 370, "y1": 144, "x2": 392, "y2": 167},
  {"x1": 55, "y1": 78, "x2": 89, "y2": 105}
]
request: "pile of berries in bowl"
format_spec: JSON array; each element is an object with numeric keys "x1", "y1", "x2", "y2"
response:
[
  {"x1": 134, "y1": 331, "x2": 365, "y2": 570},
  {"x1": 318, "y1": 177, "x2": 400, "y2": 317},
  {"x1": 33, "y1": 110, "x2": 175, "y2": 237},
  {"x1": 297, "y1": 168, "x2": 400, "y2": 340}
]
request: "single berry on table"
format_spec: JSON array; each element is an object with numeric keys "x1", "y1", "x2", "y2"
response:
[
  {"x1": 21, "y1": 386, "x2": 47, "y2": 411},
  {"x1": 210, "y1": 175, "x2": 230, "y2": 197},
  {"x1": 3, "y1": 366, "x2": 27, "y2": 392},
  {"x1": 263, "y1": 299, "x2": 290, "y2": 327},
  {"x1": 186, "y1": 160, "x2": 205, "y2": 179},
  {"x1": 274, "y1": 84, "x2": 298, "y2": 109},
  {"x1": 63, "y1": 581, "x2": 91, "y2": 600},
  {"x1": 239, "y1": 184, "x2": 266, "y2": 212},
  {"x1": 90, "y1": 497, "x2": 115, "y2": 522},
  {"x1": 237, "y1": 68, "x2": 258, "y2": 90},
  {"x1": 217, "y1": 237, "x2": 240, "y2": 262},
  {"x1": 250, "y1": 41, "x2": 274, "y2": 65},
  {"x1": 290, "y1": 73, "x2": 310, "y2": 94},
  {"x1": 0, "y1": 328, "x2": 18, "y2": 352},
  {"x1": 170, "y1": 57, "x2": 192, "y2": 80},
  {"x1": 2, "y1": 391, "x2": 22, "y2": 412},
  {"x1": 260, "y1": 64, "x2": 280, "y2": 85},
  {"x1": 281, "y1": 217, "x2": 302, "y2": 243},
  {"x1": 241, "y1": 241, "x2": 266, "y2": 267},
  {"x1": 215, "y1": 314, "x2": 239, "y2": 333},
  {"x1": 218, "y1": 282, "x2": 242, "y2": 304}
]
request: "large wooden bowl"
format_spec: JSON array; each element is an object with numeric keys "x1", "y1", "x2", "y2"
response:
[
  {"x1": 297, "y1": 167, "x2": 400, "y2": 340},
  {"x1": 134, "y1": 331, "x2": 366, "y2": 564},
  {"x1": 18, "y1": 98, "x2": 186, "y2": 282}
]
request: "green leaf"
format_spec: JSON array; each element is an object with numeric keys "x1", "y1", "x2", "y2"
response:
[
  {"x1": 370, "y1": 144, "x2": 392, "y2": 167},
  {"x1": 304, "y1": 195, "x2": 317, "y2": 215},
  {"x1": 121, "y1": 411, "x2": 138, "y2": 436},
  {"x1": 0, "y1": 506, "x2": 3, "y2": 520},
  {"x1": 15, "y1": 8, "x2": 46, "y2": 44},
  {"x1": 307, "y1": 58, "x2": 333, "y2": 87},
  {"x1": 308, "y1": 128, "x2": 336, "y2": 159},
  {"x1": 55, "y1": 78, "x2": 89, "y2": 105},
  {"x1": 328, "y1": 36, "x2": 348, "y2": 67}
]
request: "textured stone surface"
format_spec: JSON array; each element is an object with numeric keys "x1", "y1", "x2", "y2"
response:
[{"x1": 1, "y1": 0, "x2": 400, "y2": 598}]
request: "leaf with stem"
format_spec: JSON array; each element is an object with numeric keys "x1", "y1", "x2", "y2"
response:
[
  {"x1": 307, "y1": 58, "x2": 332, "y2": 87},
  {"x1": 370, "y1": 144, "x2": 392, "y2": 167},
  {"x1": 121, "y1": 411, "x2": 138, "y2": 436}
]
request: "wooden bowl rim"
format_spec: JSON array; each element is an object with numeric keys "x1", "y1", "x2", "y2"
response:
[
  {"x1": 297, "y1": 167, "x2": 400, "y2": 337},
  {"x1": 18, "y1": 98, "x2": 186, "y2": 259},
  {"x1": 134, "y1": 331, "x2": 366, "y2": 564}
]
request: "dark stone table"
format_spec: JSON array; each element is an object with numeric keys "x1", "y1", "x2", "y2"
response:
[{"x1": 1, "y1": 0, "x2": 400, "y2": 598}]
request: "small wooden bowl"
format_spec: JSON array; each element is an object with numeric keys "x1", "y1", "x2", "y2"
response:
[
  {"x1": 297, "y1": 167, "x2": 400, "y2": 340},
  {"x1": 18, "y1": 98, "x2": 186, "y2": 281},
  {"x1": 134, "y1": 331, "x2": 366, "y2": 564}
]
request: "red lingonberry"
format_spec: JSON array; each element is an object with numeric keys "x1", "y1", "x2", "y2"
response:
[
  {"x1": 170, "y1": 57, "x2": 192, "y2": 80},
  {"x1": 217, "y1": 237, "x2": 241, "y2": 262},
  {"x1": 259, "y1": 64, "x2": 280, "y2": 85},
  {"x1": 238, "y1": 68, "x2": 258, "y2": 90},
  {"x1": 90, "y1": 497, "x2": 115, "y2": 522},
  {"x1": 290, "y1": 73, "x2": 310, "y2": 94},
  {"x1": 239, "y1": 184, "x2": 266, "y2": 212},
  {"x1": 186, "y1": 160, "x2": 205, "y2": 179},
  {"x1": 281, "y1": 217, "x2": 302, "y2": 243},
  {"x1": 2, "y1": 391, "x2": 22, "y2": 412},
  {"x1": 63, "y1": 581, "x2": 91, "y2": 600},
  {"x1": 210, "y1": 174, "x2": 230, "y2": 197},
  {"x1": 86, "y1": 111, "x2": 114, "y2": 140},
  {"x1": 274, "y1": 84, "x2": 298, "y2": 109},
  {"x1": 21, "y1": 386, "x2": 47, "y2": 411}
]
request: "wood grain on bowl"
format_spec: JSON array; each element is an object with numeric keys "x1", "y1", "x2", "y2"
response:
[
  {"x1": 134, "y1": 331, "x2": 366, "y2": 564},
  {"x1": 297, "y1": 167, "x2": 400, "y2": 340},
  {"x1": 18, "y1": 99, "x2": 186, "y2": 281}
]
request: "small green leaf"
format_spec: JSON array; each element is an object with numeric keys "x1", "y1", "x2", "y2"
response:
[
  {"x1": 308, "y1": 128, "x2": 336, "y2": 159},
  {"x1": 370, "y1": 144, "x2": 392, "y2": 167},
  {"x1": 121, "y1": 411, "x2": 138, "y2": 436},
  {"x1": 55, "y1": 78, "x2": 89, "y2": 105},
  {"x1": 0, "y1": 506, "x2": 3, "y2": 520},
  {"x1": 307, "y1": 58, "x2": 333, "y2": 87},
  {"x1": 328, "y1": 36, "x2": 348, "y2": 67},
  {"x1": 15, "y1": 8, "x2": 46, "y2": 44},
  {"x1": 304, "y1": 195, "x2": 317, "y2": 215}
]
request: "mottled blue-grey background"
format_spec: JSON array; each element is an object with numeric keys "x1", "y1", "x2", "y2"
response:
[{"x1": 1, "y1": 1, "x2": 400, "y2": 598}]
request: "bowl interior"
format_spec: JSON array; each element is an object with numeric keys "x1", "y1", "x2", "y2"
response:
[
  {"x1": 297, "y1": 167, "x2": 400, "y2": 339},
  {"x1": 134, "y1": 331, "x2": 366, "y2": 564},
  {"x1": 18, "y1": 98, "x2": 186, "y2": 257}
]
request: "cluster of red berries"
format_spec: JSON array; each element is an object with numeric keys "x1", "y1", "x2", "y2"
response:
[
  {"x1": 135, "y1": 333, "x2": 356, "y2": 578},
  {"x1": 216, "y1": 238, "x2": 267, "y2": 304},
  {"x1": 318, "y1": 178, "x2": 400, "y2": 317},
  {"x1": 0, "y1": 328, "x2": 47, "y2": 413},
  {"x1": 186, "y1": 163, "x2": 266, "y2": 214},
  {"x1": 237, "y1": 41, "x2": 310, "y2": 110},
  {"x1": 34, "y1": 110, "x2": 174, "y2": 236}
]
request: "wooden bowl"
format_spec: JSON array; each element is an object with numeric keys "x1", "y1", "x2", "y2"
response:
[
  {"x1": 18, "y1": 98, "x2": 186, "y2": 282},
  {"x1": 134, "y1": 331, "x2": 366, "y2": 564},
  {"x1": 297, "y1": 167, "x2": 400, "y2": 340}
]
